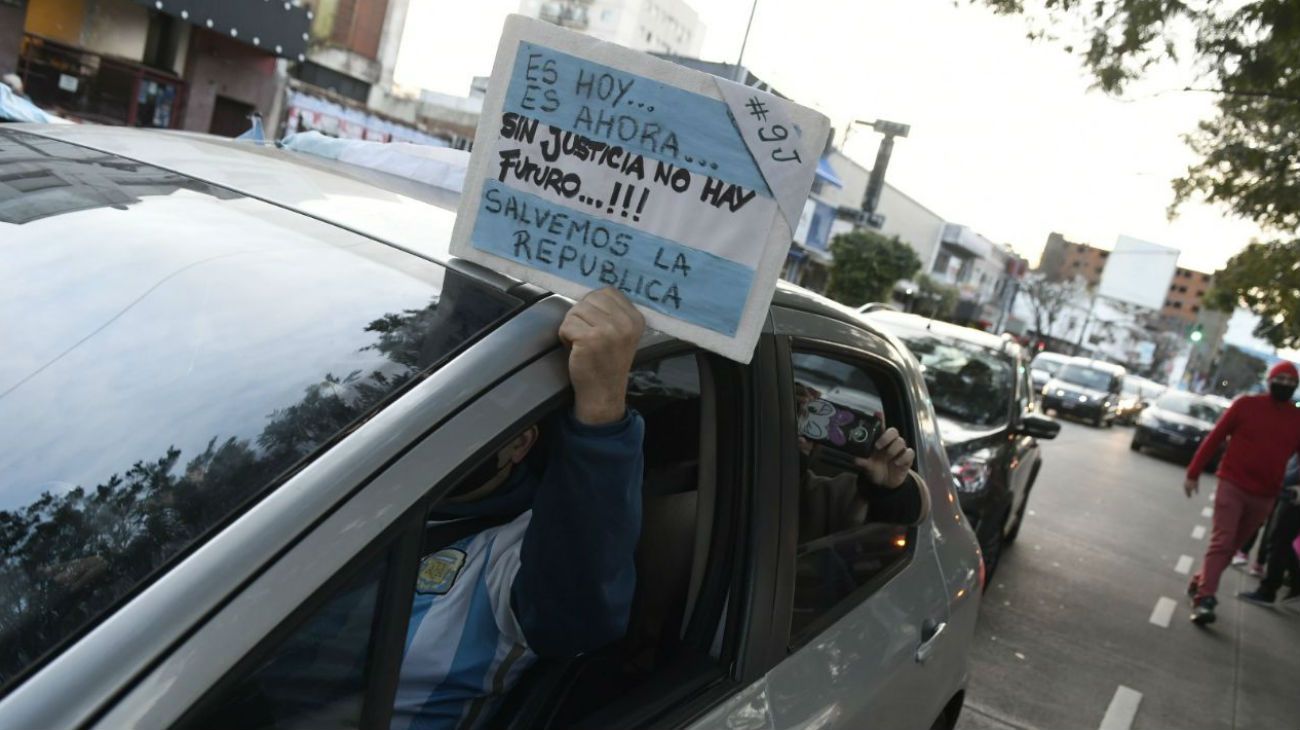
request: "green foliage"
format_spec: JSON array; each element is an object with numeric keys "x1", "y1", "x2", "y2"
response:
[
  {"x1": 976, "y1": 0, "x2": 1300, "y2": 233},
  {"x1": 825, "y1": 230, "x2": 921, "y2": 307},
  {"x1": 914, "y1": 274, "x2": 960, "y2": 320},
  {"x1": 1205, "y1": 239, "x2": 1300, "y2": 348}
]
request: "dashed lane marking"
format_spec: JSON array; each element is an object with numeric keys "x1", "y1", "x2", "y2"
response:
[
  {"x1": 1099, "y1": 685, "x2": 1143, "y2": 730},
  {"x1": 1149, "y1": 597, "x2": 1177, "y2": 628},
  {"x1": 1192, "y1": 525, "x2": 1207, "y2": 540},
  {"x1": 1175, "y1": 555, "x2": 1194, "y2": 575},
  {"x1": 1201, "y1": 506, "x2": 1213, "y2": 518}
]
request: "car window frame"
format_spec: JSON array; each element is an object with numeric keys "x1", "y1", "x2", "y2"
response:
[{"x1": 775, "y1": 332, "x2": 924, "y2": 651}]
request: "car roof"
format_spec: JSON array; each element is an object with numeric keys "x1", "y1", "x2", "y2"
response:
[
  {"x1": 863, "y1": 309, "x2": 1020, "y2": 357},
  {"x1": 1032, "y1": 351, "x2": 1071, "y2": 363},
  {"x1": 10, "y1": 123, "x2": 886, "y2": 339}
]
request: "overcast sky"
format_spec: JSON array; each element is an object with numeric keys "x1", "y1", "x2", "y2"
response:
[{"x1": 394, "y1": 0, "x2": 1267, "y2": 274}]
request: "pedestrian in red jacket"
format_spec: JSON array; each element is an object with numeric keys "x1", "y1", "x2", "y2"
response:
[{"x1": 1183, "y1": 361, "x2": 1300, "y2": 625}]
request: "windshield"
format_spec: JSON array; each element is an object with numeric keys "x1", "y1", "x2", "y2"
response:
[
  {"x1": 898, "y1": 334, "x2": 1015, "y2": 427},
  {"x1": 0, "y1": 131, "x2": 520, "y2": 689},
  {"x1": 1155, "y1": 393, "x2": 1224, "y2": 423},
  {"x1": 1057, "y1": 364, "x2": 1118, "y2": 392}
]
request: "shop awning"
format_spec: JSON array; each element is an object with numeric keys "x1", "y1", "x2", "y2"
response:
[
  {"x1": 815, "y1": 156, "x2": 843, "y2": 188},
  {"x1": 130, "y1": 0, "x2": 311, "y2": 60}
]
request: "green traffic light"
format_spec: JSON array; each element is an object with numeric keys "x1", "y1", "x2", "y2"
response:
[{"x1": 1190, "y1": 330, "x2": 1203, "y2": 342}]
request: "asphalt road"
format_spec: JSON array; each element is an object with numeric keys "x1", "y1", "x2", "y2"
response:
[{"x1": 955, "y1": 419, "x2": 1300, "y2": 730}]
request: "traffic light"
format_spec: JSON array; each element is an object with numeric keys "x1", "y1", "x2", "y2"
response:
[{"x1": 1189, "y1": 324, "x2": 1204, "y2": 343}]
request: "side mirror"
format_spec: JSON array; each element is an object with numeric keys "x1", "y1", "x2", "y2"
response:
[{"x1": 1017, "y1": 413, "x2": 1060, "y2": 440}]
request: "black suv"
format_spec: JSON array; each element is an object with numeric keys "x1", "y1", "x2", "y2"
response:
[
  {"x1": 867, "y1": 311, "x2": 1060, "y2": 577},
  {"x1": 1040, "y1": 357, "x2": 1126, "y2": 427}
]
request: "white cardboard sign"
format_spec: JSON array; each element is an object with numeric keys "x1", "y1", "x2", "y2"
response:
[{"x1": 451, "y1": 15, "x2": 829, "y2": 363}]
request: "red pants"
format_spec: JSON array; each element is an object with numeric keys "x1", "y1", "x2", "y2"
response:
[{"x1": 1195, "y1": 480, "x2": 1276, "y2": 599}]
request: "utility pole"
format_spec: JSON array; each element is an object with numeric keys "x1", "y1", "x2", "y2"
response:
[
  {"x1": 853, "y1": 119, "x2": 909, "y2": 229},
  {"x1": 734, "y1": 0, "x2": 759, "y2": 83}
]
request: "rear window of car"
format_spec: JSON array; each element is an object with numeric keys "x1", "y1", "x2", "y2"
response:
[
  {"x1": 895, "y1": 334, "x2": 1015, "y2": 427},
  {"x1": 1031, "y1": 355, "x2": 1065, "y2": 375},
  {"x1": 0, "y1": 130, "x2": 520, "y2": 689},
  {"x1": 1155, "y1": 393, "x2": 1223, "y2": 423}
]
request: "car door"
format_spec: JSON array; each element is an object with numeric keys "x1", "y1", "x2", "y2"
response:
[
  {"x1": 688, "y1": 306, "x2": 964, "y2": 730},
  {"x1": 62, "y1": 303, "x2": 784, "y2": 730},
  {"x1": 1006, "y1": 354, "x2": 1040, "y2": 517}
]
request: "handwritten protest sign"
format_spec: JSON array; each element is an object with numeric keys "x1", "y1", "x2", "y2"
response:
[{"x1": 451, "y1": 15, "x2": 829, "y2": 362}]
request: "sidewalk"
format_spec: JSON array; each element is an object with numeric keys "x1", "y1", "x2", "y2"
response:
[{"x1": 1222, "y1": 565, "x2": 1300, "y2": 729}]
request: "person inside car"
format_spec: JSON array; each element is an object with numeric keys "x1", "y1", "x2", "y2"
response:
[
  {"x1": 794, "y1": 383, "x2": 923, "y2": 542},
  {"x1": 391, "y1": 287, "x2": 647, "y2": 730}
]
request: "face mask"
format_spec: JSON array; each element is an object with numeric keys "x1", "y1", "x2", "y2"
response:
[{"x1": 1270, "y1": 382, "x2": 1297, "y2": 402}]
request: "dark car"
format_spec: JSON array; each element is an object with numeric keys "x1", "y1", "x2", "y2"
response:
[
  {"x1": 1040, "y1": 358, "x2": 1126, "y2": 427},
  {"x1": 866, "y1": 311, "x2": 1061, "y2": 578},
  {"x1": 1131, "y1": 391, "x2": 1227, "y2": 467}
]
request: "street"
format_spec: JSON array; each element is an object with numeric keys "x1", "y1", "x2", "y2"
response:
[{"x1": 957, "y1": 420, "x2": 1300, "y2": 730}]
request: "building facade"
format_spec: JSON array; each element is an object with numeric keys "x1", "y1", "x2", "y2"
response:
[
  {"x1": 11, "y1": 0, "x2": 309, "y2": 133},
  {"x1": 1038, "y1": 232, "x2": 1108, "y2": 286},
  {"x1": 519, "y1": 0, "x2": 705, "y2": 56},
  {"x1": 1161, "y1": 266, "x2": 1213, "y2": 326}
]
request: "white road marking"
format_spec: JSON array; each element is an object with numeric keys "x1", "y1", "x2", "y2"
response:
[
  {"x1": 1099, "y1": 685, "x2": 1143, "y2": 730},
  {"x1": 1149, "y1": 597, "x2": 1177, "y2": 628},
  {"x1": 1208, "y1": 492, "x2": 1215, "y2": 502},
  {"x1": 1175, "y1": 555, "x2": 1194, "y2": 575},
  {"x1": 1192, "y1": 525, "x2": 1207, "y2": 540},
  {"x1": 1201, "y1": 506, "x2": 1213, "y2": 518}
]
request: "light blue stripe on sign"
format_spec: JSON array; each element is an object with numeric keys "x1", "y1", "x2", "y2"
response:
[
  {"x1": 473, "y1": 180, "x2": 753, "y2": 336},
  {"x1": 504, "y1": 41, "x2": 771, "y2": 199}
]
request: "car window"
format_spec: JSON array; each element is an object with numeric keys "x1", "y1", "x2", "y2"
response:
[
  {"x1": 1031, "y1": 356, "x2": 1064, "y2": 375},
  {"x1": 1057, "y1": 364, "x2": 1118, "y2": 392},
  {"x1": 174, "y1": 553, "x2": 390, "y2": 730},
  {"x1": 892, "y1": 333, "x2": 1015, "y2": 427},
  {"x1": 789, "y1": 349, "x2": 913, "y2": 642},
  {"x1": 1154, "y1": 393, "x2": 1223, "y2": 423},
  {"x1": 0, "y1": 131, "x2": 521, "y2": 690}
]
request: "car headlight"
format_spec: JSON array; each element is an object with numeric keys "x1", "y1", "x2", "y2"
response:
[
  {"x1": 951, "y1": 452, "x2": 994, "y2": 494},
  {"x1": 1055, "y1": 389, "x2": 1065, "y2": 397},
  {"x1": 1077, "y1": 394, "x2": 1089, "y2": 402}
]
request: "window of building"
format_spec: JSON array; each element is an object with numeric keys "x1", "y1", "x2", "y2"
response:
[
  {"x1": 1202, "y1": 274, "x2": 1211, "y2": 282},
  {"x1": 1099, "y1": 251, "x2": 1109, "y2": 258},
  {"x1": 1172, "y1": 302, "x2": 1183, "y2": 309},
  {"x1": 1072, "y1": 261, "x2": 1081, "y2": 268},
  {"x1": 1192, "y1": 305, "x2": 1201, "y2": 313},
  {"x1": 1196, "y1": 291, "x2": 1205, "y2": 298},
  {"x1": 1178, "y1": 286, "x2": 1187, "y2": 293}
]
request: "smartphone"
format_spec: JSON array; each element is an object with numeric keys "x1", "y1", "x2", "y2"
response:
[{"x1": 797, "y1": 396, "x2": 884, "y2": 461}]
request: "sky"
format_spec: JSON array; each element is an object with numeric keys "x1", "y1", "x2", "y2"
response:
[{"x1": 392, "y1": 0, "x2": 1268, "y2": 274}]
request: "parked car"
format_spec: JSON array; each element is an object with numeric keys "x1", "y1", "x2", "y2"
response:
[
  {"x1": 0, "y1": 125, "x2": 982, "y2": 730},
  {"x1": 1131, "y1": 391, "x2": 1228, "y2": 468},
  {"x1": 865, "y1": 311, "x2": 1060, "y2": 579},
  {"x1": 1115, "y1": 376, "x2": 1167, "y2": 425},
  {"x1": 1040, "y1": 358, "x2": 1127, "y2": 427},
  {"x1": 1029, "y1": 351, "x2": 1072, "y2": 391}
]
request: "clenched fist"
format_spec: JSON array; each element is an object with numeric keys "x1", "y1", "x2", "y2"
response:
[{"x1": 559, "y1": 288, "x2": 646, "y2": 426}]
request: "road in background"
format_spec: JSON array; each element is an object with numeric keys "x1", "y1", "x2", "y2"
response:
[{"x1": 956, "y1": 420, "x2": 1300, "y2": 730}]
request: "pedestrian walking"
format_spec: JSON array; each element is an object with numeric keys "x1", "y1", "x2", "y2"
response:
[
  {"x1": 1238, "y1": 456, "x2": 1300, "y2": 608},
  {"x1": 1183, "y1": 361, "x2": 1300, "y2": 625}
]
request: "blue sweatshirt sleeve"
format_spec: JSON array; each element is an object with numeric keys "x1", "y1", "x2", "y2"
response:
[{"x1": 511, "y1": 409, "x2": 645, "y2": 657}]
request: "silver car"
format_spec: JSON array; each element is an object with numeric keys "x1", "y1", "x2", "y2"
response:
[{"x1": 0, "y1": 125, "x2": 981, "y2": 730}]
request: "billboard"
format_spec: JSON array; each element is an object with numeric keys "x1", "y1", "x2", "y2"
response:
[{"x1": 1097, "y1": 235, "x2": 1179, "y2": 311}]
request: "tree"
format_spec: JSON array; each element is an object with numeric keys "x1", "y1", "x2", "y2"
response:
[
  {"x1": 1204, "y1": 239, "x2": 1300, "y2": 348},
  {"x1": 1020, "y1": 274, "x2": 1082, "y2": 344},
  {"x1": 913, "y1": 274, "x2": 960, "y2": 320},
  {"x1": 824, "y1": 230, "x2": 921, "y2": 307}
]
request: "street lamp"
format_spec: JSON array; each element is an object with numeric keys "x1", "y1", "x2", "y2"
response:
[{"x1": 851, "y1": 118, "x2": 910, "y2": 229}]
